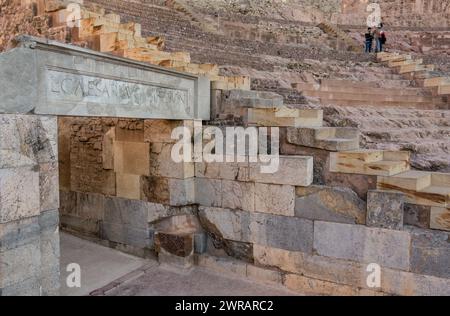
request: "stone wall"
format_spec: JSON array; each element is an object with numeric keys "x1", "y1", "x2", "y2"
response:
[{"x1": 0, "y1": 114, "x2": 60, "y2": 295}]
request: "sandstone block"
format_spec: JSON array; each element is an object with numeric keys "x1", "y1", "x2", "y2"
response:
[
  {"x1": 114, "y1": 141, "x2": 150, "y2": 176},
  {"x1": 295, "y1": 185, "x2": 366, "y2": 224},
  {"x1": 284, "y1": 274, "x2": 359, "y2": 296},
  {"x1": 366, "y1": 190, "x2": 404, "y2": 230},
  {"x1": 313, "y1": 221, "x2": 411, "y2": 270},
  {"x1": 116, "y1": 173, "x2": 141, "y2": 200},
  {"x1": 150, "y1": 142, "x2": 194, "y2": 179},
  {"x1": 250, "y1": 155, "x2": 313, "y2": 186},
  {"x1": 222, "y1": 180, "x2": 255, "y2": 212},
  {"x1": 255, "y1": 183, "x2": 295, "y2": 216},
  {"x1": 144, "y1": 120, "x2": 193, "y2": 143},
  {"x1": 250, "y1": 213, "x2": 313, "y2": 252},
  {"x1": 0, "y1": 166, "x2": 40, "y2": 223},
  {"x1": 430, "y1": 207, "x2": 450, "y2": 231},
  {"x1": 381, "y1": 269, "x2": 450, "y2": 296},
  {"x1": 195, "y1": 159, "x2": 250, "y2": 182}
]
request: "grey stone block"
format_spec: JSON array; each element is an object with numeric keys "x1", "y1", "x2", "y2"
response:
[
  {"x1": 407, "y1": 226, "x2": 450, "y2": 278},
  {"x1": 101, "y1": 222, "x2": 152, "y2": 249},
  {"x1": 250, "y1": 213, "x2": 313, "y2": 253},
  {"x1": 104, "y1": 196, "x2": 150, "y2": 230},
  {"x1": 404, "y1": 203, "x2": 431, "y2": 229},
  {"x1": 0, "y1": 277, "x2": 41, "y2": 296},
  {"x1": 195, "y1": 178, "x2": 222, "y2": 207},
  {"x1": 366, "y1": 190, "x2": 404, "y2": 230},
  {"x1": 295, "y1": 185, "x2": 366, "y2": 224},
  {"x1": 0, "y1": 216, "x2": 40, "y2": 251},
  {"x1": 198, "y1": 207, "x2": 251, "y2": 242},
  {"x1": 60, "y1": 214, "x2": 101, "y2": 237},
  {"x1": 40, "y1": 265, "x2": 60, "y2": 296},
  {"x1": 313, "y1": 221, "x2": 411, "y2": 270}
]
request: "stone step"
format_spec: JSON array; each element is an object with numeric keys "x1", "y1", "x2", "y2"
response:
[
  {"x1": 220, "y1": 89, "x2": 284, "y2": 109},
  {"x1": 387, "y1": 58, "x2": 422, "y2": 68},
  {"x1": 422, "y1": 77, "x2": 448, "y2": 87},
  {"x1": 286, "y1": 127, "x2": 360, "y2": 151},
  {"x1": 246, "y1": 108, "x2": 323, "y2": 127},
  {"x1": 301, "y1": 90, "x2": 438, "y2": 104},
  {"x1": 377, "y1": 52, "x2": 412, "y2": 62},
  {"x1": 330, "y1": 150, "x2": 410, "y2": 176},
  {"x1": 437, "y1": 84, "x2": 450, "y2": 95},
  {"x1": 378, "y1": 171, "x2": 450, "y2": 208},
  {"x1": 317, "y1": 98, "x2": 440, "y2": 109},
  {"x1": 292, "y1": 82, "x2": 427, "y2": 97}
]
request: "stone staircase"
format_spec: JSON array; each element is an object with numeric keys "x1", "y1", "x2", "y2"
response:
[
  {"x1": 317, "y1": 22, "x2": 361, "y2": 52},
  {"x1": 292, "y1": 79, "x2": 447, "y2": 109},
  {"x1": 377, "y1": 52, "x2": 450, "y2": 109}
]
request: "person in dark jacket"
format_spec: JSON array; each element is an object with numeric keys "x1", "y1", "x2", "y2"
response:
[{"x1": 365, "y1": 27, "x2": 374, "y2": 53}]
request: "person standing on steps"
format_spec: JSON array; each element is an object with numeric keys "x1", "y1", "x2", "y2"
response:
[
  {"x1": 365, "y1": 27, "x2": 374, "y2": 53},
  {"x1": 375, "y1": 23, "x2": 386, "y2": 52}
]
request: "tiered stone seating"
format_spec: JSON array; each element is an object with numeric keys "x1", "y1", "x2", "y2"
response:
[
  {"x1": 316, "y1": 22, "x2": 361, "y2": 52},
  {"x1": 329, "y1": 150, "x2": 411, "y2": 176},
  {"x1": 40, "y1": 0, "x2": 251, "y2": 90},
  {"x1": 292, "y1": 79, "x2": 447, "y2": 109},
  {"x1": 377, "y1": 52, "x2": 450, "y2": 104}
]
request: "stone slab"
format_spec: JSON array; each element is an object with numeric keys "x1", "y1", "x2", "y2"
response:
[
  {"x1": 313, "y1": 221, "x2": 411, "y2": 270},
  {"x1": 255, "y1": 183, "x2": 295, "y2": 216},
  {"x1": 0, "y1": 36, "x2": 210, "y2": 120},
  {"x1": 366, "y1": 190, "x2": 404, "y2": 230}
]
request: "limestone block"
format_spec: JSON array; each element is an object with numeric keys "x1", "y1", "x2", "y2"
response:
[
  {"x1": 250, "y1": 213, "x2": 313, "y2": 252},
  {"x1": 408, "y1": 226, "x2": 450, "y2": 278},
  {"x1": 104, "y1": 196, "x2": 150, "y2": 230},
  {"x1": 195, "y1": 254, "x2": 247, "y2": 277},
  {"x1": 246, "y1": 265, "x2": 283, "y2": 285},
  {"x1": 222, "y1": 180, "x2": 255, "y2": 212},
  {"x1": 198, "y1": 207, "x2": 251, "y2": 242},
  {"x1": 116, "y1": 173, "x2": 141, "y2": 200},
  {"x1": 381, "y1": 269, "x2": 450, "y2": 296},
  {"x1": 168, "y1": 178, "x2": 195, "y2": 206},
  {"x1": 295, "y1": 185, "x2": 366, "y2": 224},
  {"x1": 39, "y1": 162, "x2": 60, "y2": 212},
  {"x1": 366, "y1": 190, "x2": 404, "y2": 230},
  {"x1": 150, "y1": 142, "x2": 194, "y2": 179},
  {"x1": 114, "y1": 141, "x2": 150, "y2": 176},
  {"x1": 255, "y1": 183, "x2": 295, "y2": 216},
  {"x1": 59, "y1": 190, "x2": 105, "y2": 221},
  {"x1": 250, "y1": 155, "x2": 313, "y2": 186},
  {"x1": 0, "y1": 166, "x2": 40, "y2": 223},
  {"x1": 284, "y1": 274, "x2": 359, "y2": 296},
  {"x1": 144, "y1": 120, "x2": 193, "y2": 143},
  {"x1": 430, "y1": 207, "x2": 450, "y2": 231},
  {"x1": 313, "y1": 221, "x2": 411, "y2": 270},
  {"x1": 101, "y1": 222, "x2": 152, "y2": 249},
  {"x1": 195, "y1": 178, "x2": 222, "y2": 207},
  {"x1": 195, "y1": 159, "x2": 250, "y2": 182},
  {"x1": 115, "y1": 125, "x2": 144, "y2": 143}
]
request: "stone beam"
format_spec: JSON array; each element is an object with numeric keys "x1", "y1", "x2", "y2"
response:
[{"x1": 0, "y1": 36, "x2": 210, "y2": 120}]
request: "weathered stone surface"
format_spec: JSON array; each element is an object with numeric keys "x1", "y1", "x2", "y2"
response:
[
  {"x1": 284, "y1": 274, "x2": 359, "y2": 296},
  {"x1": 407, "y1": 226, "x2": 450, "y2": 279},
  {"x1": 141, "y1": 176, "x2": 170, "y2": 205},
  {"x1": 39, "y1": 162, "x2": 60, "y2": 212},
  {"x1": 313, "y1": 221, "x2": 411, "y2": 270},
  {"x1": 155, "y1": 232, "x2": 194, "y2": 257},
  {"x1": 430, "y1": 207, "x2": 450, "y2": 231},
  {"x1": 366, "y1": 190, "x2": 404, "y2": 230},
  {"x1": 382, "y1": 269, "x2": 450, "y2": 296},
  {"x1": 195, "y1": 178, "x2": 222, "y2": 207},
  {"x1": 101, "y1": 222, "x2": 152, "y2": 249},
  {"x1": 195, "y1": 159, "x2": 250, "y2": 182},
  {"x1": 144, "y1": 120, "x2": 193, "y2": 143},
  {"x1": 104, "y1": 196, "x2": 150, "y2": 230},
  {"x1": 198, "y1": 207, "x2": 251, "y2": 242},
  {"x1": 0, "y1": 166, "x2": 40, "y2": 223},
  {"x1": 195, "y1": 254, "x2": 247, "y2": 277},
  {"x1": 255, "y1": 183, "x2": 295, "y2": 216},
  {"x1": 404, "y1": 203, "x2": 431, "y2": 229},
  {"x1": 39, "y1": 210, "x2": 60, "y2": 296},
  {"x1": 295, "y1": 185, "x2": 366, "y2": 224},
  {"x1": 0, "y1": 36, "x2": 210, "y2": 120},
  {"x1": 114, "y1": 141, "x2": 150, "y2": 176},
  {"x1": 250, "y1": 155, "x2": 313, "y2": 186},
  {"x1": 222, "y1": 180, "x2": 255, "y2": 212},
  {"x1": 150, "y1": 142, "x2": 194, "y2": 179},
  {"x1": 168, "y1": 178, "x2": 196, "y2": 206},
  {"x1": 116, "y1": 173, "x2": 141, "y2": 200},
  {"x1": 246, "y1": 265, "x2": 283, "y2": 285},
  {"x1": 250, "y1": 213, "x2": 313, "y2": 252}
]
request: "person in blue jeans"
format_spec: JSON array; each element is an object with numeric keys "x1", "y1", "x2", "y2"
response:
[
  {"x1": 375, "y1": 23, "x2": 386, "y2": 52},
  {"x1": 364, "y1": 27, "x2": 374, "y2": 53}
]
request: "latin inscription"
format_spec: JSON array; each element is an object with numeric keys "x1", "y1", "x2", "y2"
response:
[{"x1": 47, "y1": 70, "x2": 192, "y2": 116}]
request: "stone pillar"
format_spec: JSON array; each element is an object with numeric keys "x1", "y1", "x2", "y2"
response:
[{"x1": 0, "y1": 114, "x2": 60, "y2": 296}]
